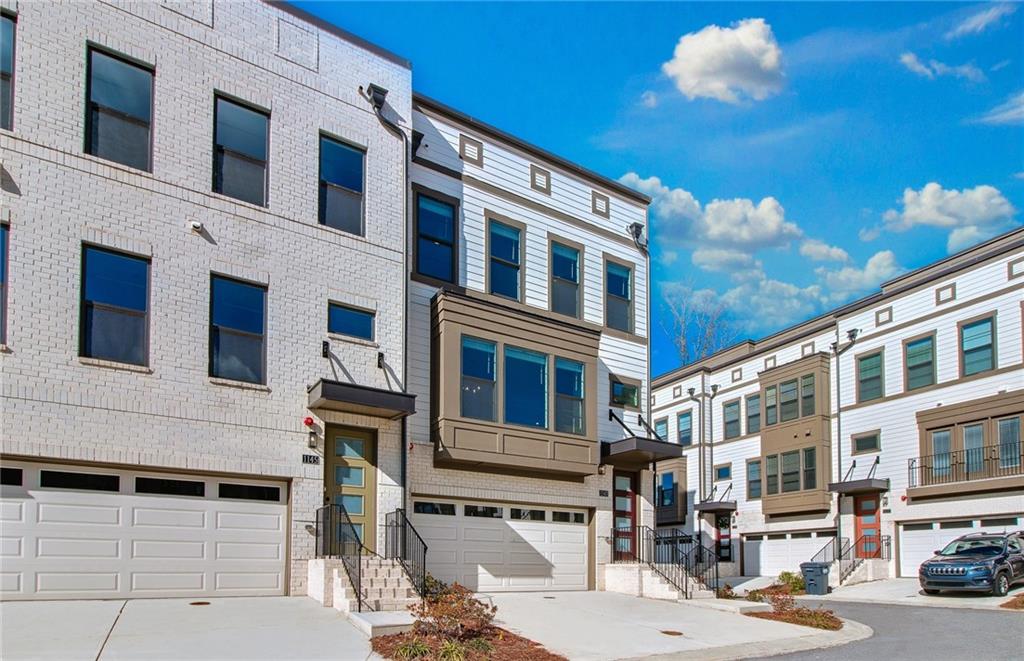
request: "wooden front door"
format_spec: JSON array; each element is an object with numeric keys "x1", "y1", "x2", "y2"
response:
[
  {"x1": 612, "y1": 470, "x2": 637, "y2": 561},
  {"x1": 325, "y1": 426, "x2": 377, "y2": 552},
  {"x1": 853, "y1": 495, "x2": 881, "y2": 559}
]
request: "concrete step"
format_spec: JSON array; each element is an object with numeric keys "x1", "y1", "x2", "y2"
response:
[{"x1": 347, "y1": 610, "x2": 416, "y2": 638}]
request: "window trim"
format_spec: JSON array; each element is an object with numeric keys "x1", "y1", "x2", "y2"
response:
[
  {"x1": 713, "y1": 462, "x2": 732, "y2": 482},
  {"x1": 0, "y1": 223, "x2": 8, "y2": 345},
  {"x1": 459, "y1": 335, "x2": 497, "y2": 422},
  {"x1": 458, "y1": 134, "x2": 483, "y2": 167},
  {"x1": 327, "y1": 300, "x2": 375, "y2": 342},
  {"x1": 211, "y1": 92, "x2": 270, "y2": 207},
  {"x1": 411, "y1": 184, "x2": 460, "y2": 286},
  {"x1": 957, "y1": 311, "x2": 997, "y2": 378},
  {"x1": 653, "y1": 416, "x2": 668, "y2": 442},
  {"x1": 1, "y1": 12, "x2": 16, "y2": 132},
  {"x1": 745, "y1": 393, "x2": 761, "y2": 435},
  {"x1": 800, "y1": 373, "x2": 815, "y2": 417},
  {"x1": 779, "y1": 378, "x2": 799, "y2": 422},
  {"x1": 677, "y1": 410, "x2": 693, "y2": 446},
  {"x1": 317, "y1": 131, "x2": 366, "y2": 236},
  {"x1": 530, "y1": 164, "x2": 551, "y2": 195},
  {"x1": 554, "y1": 356, "x2": 586, "y2": 436},
  {"x1": 765, "y1": 385, "x2": 777, "y2": 426},
  {"x1": 851, "y1": 429, "x2": 882, "y2": 456},
  {"x1": 83, "y1": 45, "x2": 155, "y2": 172},
  {"x1": 722, "y1": 398, "x2": 741, "y2": 440},
  {"x1": 502, "y1": 344, "x2": 548, "y2": 430},
  {"x1": 208, "y1": 272, "x2": 268, "y2": 385},
  {"x1": 609, "y1": 375, "x2": 641, "y2": 412},
  {"x1": 78, "y1": 243, "x2": 151, "y2": 367},
  {"x1": 603, "y1": 254, "x2": 635, "y2": 335},
  {"x1": 547, "y1": 233, "x2": 584, "y2": 319},
  {"x1": 485, "y1": 212, "x2": 526, "y2": 303},
  {"x1": 902, "y1": 330, "x2": 936, "y2": 392},
  {"x1": 746, "y1": 459, "x2": 762, "y2": 500},
  {"x1": 855, "y1": 348, "x2": 885, "y2": 403}
]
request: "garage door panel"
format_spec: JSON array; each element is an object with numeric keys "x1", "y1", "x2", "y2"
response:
[
  {"x1": 1, "y1": 572, "x2": 23, "y2": 592},
  {"x1": 38, "y1": 503, "x2": 120, "y2": 526},
  {"x1": 744, "y1": 534, "x2": 824, "y2": 577},
  {"x1": 1, "y1": 501, "x2": 24, "y2": 522},
  {"x1": 36, "y1": 537, "x2": 120, "y2": 559},
  {"x1": 131, "y1": 539, "x2": 206, "y2": 559},
  {"x1": 215, "y1": 511, "x2": 281, "y2": 531},
  {"x1": 463, "y1": 526, "x2": 504, "y2": 542},
  {"x1": 214, "y1": 572, "x2": 281, "y2": 591},
  {"x1": 898, "y1": 519, "x2": 1018, "y2": 576},
  {"x1": 551, "y1": 530, "x2": 586, "y2": 544},
  {"x1": 131, "y1": 572, "x2": 206, "y2": 591},
  {"x1": 37, "y1": 572, "x2": 120, "y2": 593},
  {"x1": 510, "y1": 528, "x2": 547, "y2": 544},
  {"x1": 1, "y1": 536, "x2": 23, "y2": 557},
  {"x1": 215, "y1": 541, "x2": 281, "y2": 560},
  {"x1": 132, "y1": 507, "x2": 206, "y2": 528}
]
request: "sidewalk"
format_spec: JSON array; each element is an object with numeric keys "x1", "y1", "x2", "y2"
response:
[{"x1": 796, "y1": 577, "x2": 1020, "y2": 611}]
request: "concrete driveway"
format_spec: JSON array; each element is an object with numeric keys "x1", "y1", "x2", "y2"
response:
[
  {"x1": 800, "y1": 577, "x2": 1023, "y2": 610},
  {"x1": 483, "y1": 591, "x2": 869, "y2": 661},
  {"x1": 0, "y1": 597, "x2": 374, "y2": 661}
]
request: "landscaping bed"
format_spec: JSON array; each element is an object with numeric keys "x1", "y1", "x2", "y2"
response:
[
  {"x1": 1000, "y1": 593, "x2": 1024, "y2": 610},
  {"x1": 745, "y1": 593, "x2": 843, "y2": 631}
]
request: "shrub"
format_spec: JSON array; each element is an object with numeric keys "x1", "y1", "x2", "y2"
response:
[
  {"x1": 768, "y1": 591, "x2": 796, "y2": 613},
  {"x1": 716, "y1": 583, "x2": 736, "y2": 599},
  {"x1": 394, "y1": 638, "x2": 430, "y2": 660},
  {"x1": 436, "y1": 639, "x2": 466, "y2": 661},
  {"x1": 423, "y1": 573, "x2": 450, "y2": 600},
  {"x1": 465, "y1": 637, "x2": 495, "y2": 654},
  {"x1": 777, "y1": 571, "x2": 805, "y2": 593},
  {"x1": 410, "y1": 582, "x2": 497, "y2": 641},
  {"x1": 746, "y1": 588, "x2": 766, "y2": 602}
]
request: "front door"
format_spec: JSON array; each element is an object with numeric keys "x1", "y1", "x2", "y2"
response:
[
  {"x1": 612, "y1": 470, "x2": 637, "y2": 562},
  {"x1": 325, "y1": 426, "x2": 377, "y2": 552},
  {"x1": 716, "y1": 513, "x2": 733, "y2": 562},
  {"x1": 853, "y1": 495, "x2": 880, "y2": 559}
]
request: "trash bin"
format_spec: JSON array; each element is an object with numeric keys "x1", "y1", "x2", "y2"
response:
[{"x1": 800, "y1": 561, "x2": 831, "y2": 596}]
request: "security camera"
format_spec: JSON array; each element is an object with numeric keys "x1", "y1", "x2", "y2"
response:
[{"x1": 190, "y1": 220, "x2": 203, "y2": 233}]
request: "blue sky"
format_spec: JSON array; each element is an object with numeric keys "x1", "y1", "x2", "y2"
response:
[{"x1": 295, "y1": 1, "x2": 1023, "y2": 375}]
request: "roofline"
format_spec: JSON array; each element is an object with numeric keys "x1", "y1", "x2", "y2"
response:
[
  {"x1": 413, "y1": 93, "x2": 652, "y2": 206},
  {"x1": 651, "y1": 225, "x2": 1024, "y2": 389},
  {"x1": 269, "y1": 1, "x2": 411, "y2": 69}
]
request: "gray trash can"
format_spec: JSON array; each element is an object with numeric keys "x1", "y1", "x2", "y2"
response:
[{"x1": 800, "y1": 562, "x2": 831, "y2": 596}]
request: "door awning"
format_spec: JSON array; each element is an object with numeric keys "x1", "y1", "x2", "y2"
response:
[
  {"x1": 692, "y1": 500, "x2": 738, "y2": 514},
  {"x1": 827, "y1": 478, "x2": 890, "y2": 496},
  {"x1": 601, "y1": 436, "x2": 684, "y2": 468},
  {"x1": 307, "y1": 379, "x2": 416, "y2": 420}
]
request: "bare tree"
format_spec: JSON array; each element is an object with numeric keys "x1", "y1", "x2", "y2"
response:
[{"x1": 661, "y1": 281, "x2": 737, "y2": 367}]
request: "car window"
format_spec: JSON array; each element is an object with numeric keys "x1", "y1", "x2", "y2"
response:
[
  {"x1": 938, "y1": 539, "x2": 1004, "y2": 556},
  {"x1": 1009, "y1": 539, "x2": 1022, "y2": 553}
]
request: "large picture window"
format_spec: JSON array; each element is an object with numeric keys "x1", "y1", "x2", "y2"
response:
[
  {"x1": 86, "y1": 49, "x2": 153, "y2": 171},
  {"x1": 504, "y1": 346, "x2": 547, "y2": 428},
  {"x1": 80, "y1": 246, "x2": 149, "y2": 365},
  {"x1": 489, "y1": 220, "x2": 521, "y2": 301},
  {"x1": 209, "y1": 275, "x2": 266, "y2": 384},
  {"x1": 605, "y1": 261, "x2": 633, "y2": 333},
  {"x1": 461, "y1": 337, "x2": 496, "y2": 421},
  {"x1": 213, "y1": 96, "x2": 268, "y2": 206},
  {"x1": 554, "y1": 358, "x2": 585, "y2": 435},
  {"x1": 415, "y1": 192, "x2": 456, "y2": 283},
  {"x1": 319, "y1": 135, "x2": 364, "y2": 235},
  {"x1": 551, "y1": 242, "x2": 580, "y2": 318}
]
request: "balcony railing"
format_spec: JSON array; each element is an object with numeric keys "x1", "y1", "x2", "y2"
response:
[{"x1": 908, "y1": 444, "x2": 1023, "y2": 489}]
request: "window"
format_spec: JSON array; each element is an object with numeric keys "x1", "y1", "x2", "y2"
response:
[
  {"x1": 904, "y1": 335, "x2": 935, "y2": 390},
  {"x1": 715, "y1": 464, "x2": 731, "y2": 481},
  {"x1": 209, "y1": 275, "x2": 266, "y2": 384},
  {"x1": 1, "y1": 14, "x2": 15, "y2": 130},
  {"x1": 800, "y1": 374, "x2": 815, "y2": 417},
  {"x1": 136, "y1": 477, "x2": 205, "y2": 497},
  {"x1": 605, "y1": 261, "x2": 633, "y2": 332},
  {"x1": 218, "y1": 483, "x2": 280, "y2": 501},
  {"x1": 747, "y1": 460, "x2": 762, "y2": 500},
  {"x1": 40, "y1": 470, "x2": 118, "y2": 492},
  {"x1": 723, "y1": 401, "x2": 741, "y2": 439},
  {"x1": 413, "y1": 502, "x2": 455, "y2": 516},
  {"x1": 658, "y1": 472, "x2": 674, "y2": 506},
  {"x1": 488, "y1": 220, "x2": 521, "y2": 300},
  {"x1": 765, "y1": 455, "x2": 779, "y2": 495},
  {"x1": 551, "y1": 242, "x2": 580, "y2": 318},
  {"x1": 653, "y1": 417, "x2": 668, "y2": 441},
  {"x1": 460, "y1": 337, "x2": 496, "y2": 421},
  {"x1": 781, "y1": 451, "x2": 801, "y2": 493},
  {"x1": 779, "y1": 379, "x2": 799, "y2": 422},
  {"x1": 318, "y1": 134, "x2": 364, "y2": 235},
  {"x1": 465, "y1": 505, "x2": 502, "y2": 518},
  {"x1": 554, "y1": 358, "x2": 585, "y2": 435},
  {"x1": 853, "y1": 432, "x2": 880, "y2": 454},
  {"x1": 998, "y1": 417, "x2": 1021, "y2": 469},
  {"x1": 960, "y1": 316, "x2": 994, "y2": 376},
  {"x1": 678, "y1": 411, "x2": 692, "y2": 445},
  {"x1": 511, "y1": 508, "x2": 546, "y2": 521},
  {"x1": 857, "y1": 352, "x2": 883, "y2": 402},
  {"x1": 964, "y1": 423, "x2": 985, "y2": 474},
  {"x1": 746, "y1": 394, "x2": 760, "y2": 434},
  {"x1": 80, "y1": 246, "x2": 149, "y2": 366},
  {"x1": 552, "y1": 511, "x2": 585, "y2": 524},
  {"x1": 0, "y1": 224, "x2": 7, "y2": 343},
  {"x1": 610, "y1": 378, "x2": 639, "y2": 410},
  {"x1": 415, "y1": 192, "x2": 456, "y2": 283},
  {"x1": 327, "y1": 303, "x2": 374, "y2": 341},
  {"x1": 213, "y1": 96, "x2": 268, "y2": 206},
  {"x1": 1, "y1": 467, "x2": 23, "y2": 486},
  {"x1": 504, "y1": 346, "x2": 547, "y2": 428},
  {"x1": 931, "y1": 429, "x2": 952, "y2": 477},
  {"x1": 85, "y1": 49, "x2": 153, "y2": 170},
  {"x1": 803, "y1": 448, "x2": 816, "y2": 489},
  {"x1": 765, "y1": 386, "x2": 777, "y2": 426}
]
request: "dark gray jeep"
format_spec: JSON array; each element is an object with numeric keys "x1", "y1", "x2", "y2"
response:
[{"x1": 919, "y1": 531, "x2": 1024, "y2": 596}]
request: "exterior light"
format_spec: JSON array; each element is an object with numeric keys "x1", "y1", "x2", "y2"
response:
[
  {"x1": 308, "y1": 431, "x2": 318, "y2": 449},
  {"x1": 303, "y1": 416, "x2": 314, "y2": 428}
]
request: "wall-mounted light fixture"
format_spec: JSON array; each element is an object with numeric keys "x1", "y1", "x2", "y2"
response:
[
  {"x1": 303, "y1": 416, "x2": 318, "y2": 449},
  {"x1": 322, "y1": 341, "x2": 330, "y2": 358},
  {"x1": 377, "y1": 351, "x2": 385, "y2": 369}
]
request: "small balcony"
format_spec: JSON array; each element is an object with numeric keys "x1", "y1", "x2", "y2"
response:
[{"x1": 907, "y1": 445, "x2": 1024, "y2": 499}]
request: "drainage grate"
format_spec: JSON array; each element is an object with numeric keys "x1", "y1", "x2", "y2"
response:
[
  {"x1": 189, "y1": 601, "x2": 210, "y2": 606},
  {"x1": 660, "y1": 630, "x2": 683, "y2": 636},
  {"x1": 543, "y1": 596, "x2": 556, "y2": 600}
]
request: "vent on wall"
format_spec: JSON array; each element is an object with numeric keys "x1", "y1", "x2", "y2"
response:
[
  {"x1": 801, "y1": 342, "x2": 815, "y2": 357},
  {"x1": 530, "y1": 165, "x2": 551, "y2": 195},
  {"x1": 592, "y1": 191, "x2": 610, "y2": 218},
  {"x1": 459, "y1": 135, "x2": 483, "y2": 166},
  {"x1": 875, "y1": 306, "x2": 893, "y2": 327},
  {"x1": 935, "y1": 283, "x2": 956, "y2": 305},
  {"x1": 764, "y1": 356, "x2": 777, "y2": 370}
]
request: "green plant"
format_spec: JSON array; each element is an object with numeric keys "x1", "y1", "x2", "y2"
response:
[
  {"x1": 437, "y1": 639, "x2": 466, "y2": 661},
  {"x1": 423, "y1": 573, "x2": 450, "y2": 600},
  {"x1": 394, "y1": 638, "x2": 431, "y2": 660},
  {"x1": 746, "y1": 588, "x2": 765, "y2": 602},
  {"x1": 777, "y1": 571, "x2": 805, "y2": 593},
  {"x1": 411, "y1": 582, "x2": 497, "y2": 641},
  {"x1": 465, "y1": 637, "x2": 495, "y2": 654}
]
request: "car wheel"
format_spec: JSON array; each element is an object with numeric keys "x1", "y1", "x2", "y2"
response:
[
  {"x1": 923, "y1": 589, "x2": 940, "y2": 595},
  {"x1": 992, "y1": 573, "x2": 1009, "y2": 597}
]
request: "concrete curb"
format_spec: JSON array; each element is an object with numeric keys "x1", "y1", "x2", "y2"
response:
[
  {"x1": 795, "y1": 594, "x2": 1010, "y2": 612},
  {"x1": 618, "y1": 617, "x2": 873, "y2": 661}
]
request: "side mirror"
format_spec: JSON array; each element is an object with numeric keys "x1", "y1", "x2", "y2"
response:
[{"x1": 933, "y1": 550, "x2": 941, "y2": 555}]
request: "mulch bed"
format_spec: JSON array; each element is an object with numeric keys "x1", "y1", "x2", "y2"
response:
[
  {"x1": 372, "y1": 626, "x2": 567, "y2": 661},
  {"x1": 1000, "y1": 594, "x2": 1024, "y2": 610},
  {"x1": 746, "y1": 610, "x2": 843, "y2": 631}
]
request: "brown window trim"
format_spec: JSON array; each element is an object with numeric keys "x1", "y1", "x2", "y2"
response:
[
  {"x1": 901, "y1": 330, "x2": 936, "y2": 393},
  {"x1": 713, "y1": 462, "x2": 732, "y2": 481},
  {"x1": 458, "y1": 134, "x2": 483, "y2": 166},
  {"x1": 603, "y1": 253, "x2": 636, "y2": 336},
  {"x1": 722, "y1": 398, "x2": 742, "y2": 440},
  {"x1": 412, "y1": 183, "x2": 460, "y2": 286},
  {"x1": 673, "y1": 385, "x2": 682, "y2": 399},
  {"x1": 677, "y1": 409, "x2": 694, "y2": 445},
  {"x1": 591, "y1": 190, "x2": 610, "y2": 218},
  {"x1": 935, "y1": 282, "x2": 956, "y2": 305},
  {"x1": 745, "y1": 392, "x2": 761, "y2": 435},
  {"x1": 731, "y1": 368, "x2": 742, "y2": 383},
  {"x1": 746, "y1": 458, "x2": 762, "y2": 500},
  {"x1": 764, "y1": 356, "x2": 777, "y2": 370},
  {"x1": 851, "y1": 429, "x2": 882, "y2": 456},
  {"x1": 547, "y1": 233, "x2": 584, "y2": 320},
  {"x1": 855, "y1": 347, "x2": 885, "y2": 404},
  {"x1": 1008, "y1": 256, "x2": 1024, "y2": 280},
  {"x1": 957, "y1": 310, "x2": 997, "y2": 378},
  {"x1": 875, "y1": 306, "x2": 893, "y2": 326},
  {"x1": 530, "y1": 164, "x2": 551, "y2": 195},
  {"x1": 609, "y1": 374, "x2": 642, "y2": 412},
  {"x1": 653, "y1": 416, "x2": 668, "y2": 441},
  {"x1": 801, "y1": 341, "x2": 815, "y2": 357},
  {"x1": 485, "y1": 211, "x2": 527, "y2": 304}
]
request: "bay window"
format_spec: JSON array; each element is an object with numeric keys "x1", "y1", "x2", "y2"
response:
[
  {"x1": 504, "y1": 346, "x2": 547, "y2": 428},
  {"x1": 461, "y1": 337, "x2": 496, "y2": 421}
]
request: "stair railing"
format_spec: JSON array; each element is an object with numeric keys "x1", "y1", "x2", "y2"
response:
[
  {"x1": 384, "y1": 508, "x2": 429, "y2": 600},
  {"x1": 611, "y1": 525, "x2": 692, "y2": 598},
  {"x1": 315, "y1": 503, "x2": 371, "y2": 612}
]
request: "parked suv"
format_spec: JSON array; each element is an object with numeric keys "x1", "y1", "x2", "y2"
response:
[{"x1": 919, "y1": 532, "x2": 1024, "y2": 596}]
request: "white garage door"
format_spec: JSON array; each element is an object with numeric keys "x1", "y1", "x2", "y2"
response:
[
  {"x1": 898, "y1": 516, "x2": 1021, "y2": 577},
  {"x1": 0, "y1": 461, "x2": 288, "y2": 600},
  {"x1": 410, "y1": 499, "x2": 588, "y2": 592},
  {"x1": 743, "y1": 532, "x2": 831, "y2": 577}
]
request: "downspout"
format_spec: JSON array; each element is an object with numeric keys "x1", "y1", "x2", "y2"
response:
[{"x1": 831, "y1": 326, "x2": 859, "y2": 550}]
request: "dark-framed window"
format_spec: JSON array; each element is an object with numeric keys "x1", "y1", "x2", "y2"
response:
[
  {"x1": 554, "y1": 357, "x2": 585, "y2": 435},
  {"x1": 765, "y1": 455, "x2": 779, "y2": 495},
  {"x1": 678, "y1": 411, "x2": 692, "y2": 445},
  {"x1": 905, "y1": 335, "x2": 935, "y2": 390},
  {"x1": 605, "y1": 260, "x2": 633, "y2": 333},
  {"x1": 461, "y1": 336, "x2": 496, "y2": 421},
  {"x1": 723, "y1": 400, "x2": 740, "y2": 439},
  {"x1": 857, "y1": 352, "x2": 883, "y2": 402},
  {"x1": 85, "y1": 48, "x2": 153, "y2": 171},
  {"x1": 853, "y1": 432, "x2": 881, "y2": 454},
  {"x1": 653, "y1": 417, "x2": 668, "y2": 441},
  {"x1": 511, "y1": 508, "x2": 546, "y2": 521},
  {"x1": 960, "y1": 316, "x2": 995, "y2": 376},
  {"x1": 0, "y1": 224, "x2": 7, "y2": 344},
  {"x1": 779, "y1": 379, "x2": 799, "y2": 422},
  {"x1": 488, "y1": 219, "x2": 521, "y2": 301},
  {"x1": 1, "y1": 466, "x2": 21, "y2": 486},
  {"x1": 213, "y1": 95, "x2": 268, "y2": 206},
  {"x1": 41, "y1": 470, "x2": 119, "y2": 492},
  {"x1": 80, "y1": 245, "x2": 149, "y2": 366},
  {"x1": 318, "y1": 134, "x2": 364, "y2": 235},
  {"x1": 1, "y1": 13, "x2": 15, "y2": 131},
  {"x1": 715, "y1": 464, "x2": 731, "y2": 480},
  {"x1": 747, "y1": 460, "x2": 762, "y2": 500},
  {"x1": 136, "y1": 477, "x2": 205, "y2": 497},
  {"x1": 800, "y1": 374, "x2": 815, "y2": 417},
  {"x1": 781, "y1": 450, "x2": 801, "y2": 493},
  {"x1": 610, "y1": 378, "x2": 639, "y2": 410},
  {"x1": 746, "y1": 394, "x2": 760, "y2": 434},
  {"x1": 504, "y1": 345, "x2": 547, "y2": 428},
  {"x1": 327, "y1": 302, "x2": 374, "y2": 341},
  {"x1": 765, "y1": 385, "x2": 777, "y2": 426},
  {"x1": 219, "y1": 483, "x2": 279, "y2": 501},
  {"x1": 413, "y1": 501, "x2": 455, "y2": 516},
  {"x1": 803, "y1": 448, "x2": 816, "y2": 489},
  {"x1": 465, "y1": 505, "x2": 502, "y2": 518},
  {"x1": 551, "y1": 241, "x2": 580, "y2": 318},
  {"x1": 658, "y1": 472, "x2": 674, "y2": 507},
  {"x1": 414, "y1": 190, "x2": 457, "y2": 283},
  {"x1": 209, "y1": 275, "x2": 266, "y2": 384}
]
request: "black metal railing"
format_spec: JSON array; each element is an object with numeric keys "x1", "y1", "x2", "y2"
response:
[
  {"x1": 315, "y1": 503, "x2": 368, "y2": 612},
  {"x1": 610, "y1": 526, "x2": 718, "y2": 599},
  {"x1": 809, "y1": 534, "x2": 847, "y2": 564},
  {"x1": 683, "y1": 540, "x2": 719, "y2": 598},
  {"x1": 909, "y1": 445, "x2": 1023, "y2": 488},
  {"x1": 384, "y1": 508, "x2": 428, "y2": 599}
]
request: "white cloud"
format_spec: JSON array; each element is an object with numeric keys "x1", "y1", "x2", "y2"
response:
[
  {"x1": 974, "y1": 91, "x2": 1024, "y2": 125},
  {"x1": 882, "y1": 182, "x2": 1018, "y2": 252},
  {"x1": 1014, "y1": 172, "x2": 1024, "y2": 180},
  {"x1": 800, "y1": 239, "x2": 850, "y2": 262},
  {"x1": 661, "y1": 18, "x2": 784, "y2": 104},
  {"x1": 718, "y1": 274, "x2": 824, "y2": 332},
  {"x1": 991, "y1": 59, "x2": 1011, "y2": 72},
  {"x1": 816, "y1": 251, "x2": 904, "y2": 302},
  {"x1": 945, "y1": 3, "x2": 1017, "y2": 40},
  {"x1": 691, "y1": 248, "x2": 761, "y2": 273},
  {"x1": 858, "y1": 226, "x2": 882, "y2": 242},
  {"x1": 640, "y1": 91, "x2": 659, "y2": 108},
  {"x1": 899, "y1": 52, "x2": 986, "y2": 82}
]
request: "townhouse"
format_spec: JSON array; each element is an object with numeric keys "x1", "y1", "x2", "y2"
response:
[
  {"x1": 0, "y1": 0, "x2": 665, "y2": 602},
  {"x1": 650, "y1": 228, "x2": 1024, "y2": 582}
]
